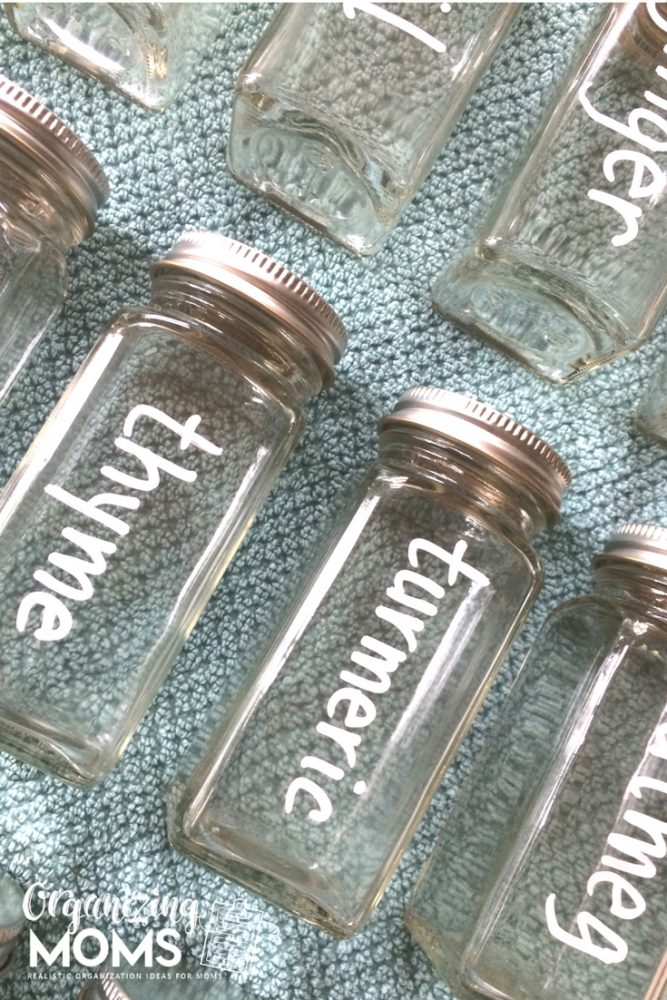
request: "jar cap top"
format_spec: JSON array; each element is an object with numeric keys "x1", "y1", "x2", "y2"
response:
[
  {"x1": 153, "y1": 232, "x2": 347, "y2": 385},
  {"x1": 0, "y1": 76, "x2": 108, "y2": 239},
  {"x1": 380, "y1": 387, "x2": 571, "y2": 522},
  {"x1": 600, "y1": 523, "x2": 667, "y2": 572}
]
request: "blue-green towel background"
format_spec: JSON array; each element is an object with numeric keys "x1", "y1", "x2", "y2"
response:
[{"x1": 0, "y1": 3, "x2": 665, "y2": 998}]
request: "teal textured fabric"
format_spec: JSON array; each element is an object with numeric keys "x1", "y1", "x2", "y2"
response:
[{"x1": 0, "y1": 4, "x2": 665, "y2": 999}]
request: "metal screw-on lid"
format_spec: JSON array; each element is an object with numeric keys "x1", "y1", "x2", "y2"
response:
[
  {"x1": 379, "y1": 387, "x2": 571, "y2": 523},
  {"x1": 598, "y1": 523, "x2": 667, "y2": 573},
  {"x1": 0, "y1": 76, "x2": 108, "y2": 239},
  {"x1": 152, "y1": 232, "x2": 347, "y2": 385}
]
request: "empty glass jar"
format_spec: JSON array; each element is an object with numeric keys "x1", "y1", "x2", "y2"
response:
[
  {"x1": 168, "y1": 387, "x2": 570, "y2": 938},
  {"x1": 433, "y1": 2, "x2": 667, "y2": 382},
  {"x1": 407, "y1": 522, "x2": 667, "y2": 1000},
  {"x1": 227, "y1": 3, "x2": 516, "y2": 254},
  {"x1": 0, "y1": 76, "x2": 107, "y2": 407},
  {"x1": 0, "y1": 231, "x2": 346, "y2": 787},
  {"x1": 637, "y1": 357, "x2": 667, "y2": 446},
  {"x1": 5, "y1": 4, "x2": 225, "y2": 111},
  {"x1": 0, "y1": 875, "x2": 24, "y2": 978}
]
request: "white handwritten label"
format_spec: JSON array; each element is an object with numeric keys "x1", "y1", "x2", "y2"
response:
[
  {"x1": 580, "y1": 1, "x2": 667, "y2": 247},
  {"x1": 342, "y1": 0, "x2": 448, "y2": 55},
  {"x1": 16, "y1": 404, "x2": 222, "y2": 643},
  {"x1": 284, "y1": 537, "x2": 489, "y2": 824},
  {"x1": 545, "y1": 721, "x2": 667, "y2": 965}
]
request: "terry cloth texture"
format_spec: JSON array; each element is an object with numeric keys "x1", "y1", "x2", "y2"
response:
[{"x1": 0, "y1": 4, "x2": 665, "y2": 999}]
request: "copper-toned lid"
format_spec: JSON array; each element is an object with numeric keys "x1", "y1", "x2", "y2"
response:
[
  {"x1": 153, "y1": 232, "x2": 347, "y2": 385},
  {"x1": 380, "y1": 387, "x2": 571, "y2": 523},
  {"x1": 0, "y1": 76, "x2": 108, "y2": 239}
]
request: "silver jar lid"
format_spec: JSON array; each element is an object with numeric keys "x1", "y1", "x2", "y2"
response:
[
  {"x1": 379, "y1": 387, "x2": 571, "y2": 522},
  {"x1": 152, "y1": 232, "x2": 347, "y2": 385},
  {"x1": 0, "y1": 76, "x2": 108, "y2": 239},
  {"x1": 598, "y1": 523, "x2": 667, "y2": 573}
]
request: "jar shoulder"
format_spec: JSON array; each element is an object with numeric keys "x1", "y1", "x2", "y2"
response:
[
  {"x1": 92, "y1": 306, "x2": 305, "y2": 418},
  {"x1": 367, "y1": 461, "x2": 543, "y2": 583}
]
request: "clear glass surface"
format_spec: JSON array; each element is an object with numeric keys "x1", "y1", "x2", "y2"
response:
[
  {"x1": 168, "y1": 460, "x2": 540, "y2": 937},
  {"x1": 637, "y1": 357, "x2": 667, "y2": 447},
  {"x1": 434, "y1": 3, "x2": 667, "y2": 382},
  {"x1": 407, "y1": 588, "x2": 667, "y2": 1000},
  {"x1": 6, "y1": 3, "x2": 225, "y2": 111},
  {"x1": 228, "y1": 2, "x2": 515, "y2": 254},
  {"x1": 0, "y1": 208, "x2": 66, "y2": 408},
  {"x1": 0, "y1": 310, "x2": 304, "y2": 787}
]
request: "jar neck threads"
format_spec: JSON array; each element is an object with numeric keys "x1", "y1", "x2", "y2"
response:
[
  {"x1": 151, "y1": 272, "x2": 327, "y2": 405},
  {"x1": 593, "y1": 525, "x2": 667, "y2": 625},
  {"x1": 378, "y1": 426, "x2": 550, "y2": 540},
  {"x1": 0, "y1": 140, "x2": 84, "y2": 248},
  {"x1": 593, "y1": 561, "x2": 667, "y2": 625}
]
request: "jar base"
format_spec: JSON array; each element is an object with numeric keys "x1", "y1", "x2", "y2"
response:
[
  {"x1": 6, "y1": 4, "x2": 174, "y2": 111},
  {"x1": 228, "y1": 89, "x2": 403, "y2": 255},
  {"x1": 167, "y1": 807, "x2": 365, "y2": 939},
  {"x1": 406, "y1": 909, "x2": 527, "y2": 1000},
  {"x1": 0, "y1": 706, "x2": 110, "y2": 787},
  {"x1": 433, "y1": 247, "x2": 635, "y2": 383}
]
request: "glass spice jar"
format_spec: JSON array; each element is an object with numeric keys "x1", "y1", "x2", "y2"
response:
[
  {"x1": 407, "y1": 522, "x2": 667, "y2": 1000},
  {"x1": 433, "y1": 2, "x2": 667, "y2": 382},
  {"x1": 637, "y1": 356, "x2": 667, "y2": 447},
  {"x1": 0, "y1": 231, "x2": 346, "y2": 788},
  {"x1": 0, "y1": 875, "x2": 24, "y2": 978},
  {"x1": 227, "y1": 3, "x2": 516, "y2": 255},
  {"x1": 5, "y1": 3, "x2": 226, "y2": 112},
  {"x1": 0, "y1": 76, "x2": 107, "y2": 407},
  {"x1": 167, "y1": 387, "x2": 570, "y2": 938}
]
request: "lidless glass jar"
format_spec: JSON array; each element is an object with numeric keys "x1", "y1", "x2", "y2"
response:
[
  {"x1": 0, "y1": 77, "x2": 107, "y2": 406},
  {"x1": 5, "y1": 3, "x2": 225, "y2": 112},
  {"x1": 0, "y1": 875, "x2": 24, "y2": 978},
  {"x1": 167, "y1": 388, "x2": 570, "y2": 938},
  {"x1": 407, "y1": 523, "x2": 667, "y2": 1000},
  {"x1": 227, "y1": 3, "x2": 516, "y2": 255},
  {"x1": 637, "y1": 357, "x2": 667, "y2": 447},
  {"x1": 433, "y1": 3, "x2": 667, "y2": 382},
  {"x1": 0, "y1": 231, "x2": 346, "y2": 788}
]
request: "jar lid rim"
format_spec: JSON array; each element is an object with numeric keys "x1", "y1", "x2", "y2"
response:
[
  {"x1": 0, "y1": 77, "x2": 108, "y2": 236},
  {"x1": 152, "y1": 231, "x2": 347, "y2": 384},
  {"x1": 379, "y1": 386, "x2": 571, "y2": 521},
  {"x1": 599, "y1": 522, "x2": 667, "y2": 572}
]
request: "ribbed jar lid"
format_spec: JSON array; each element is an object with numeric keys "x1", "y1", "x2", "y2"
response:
[
  {"x1": 379, "y1": 387, "x2": 571, "y2": 523},
  {"x1": 152, "y1": 232, "x2": 347, "y2": 385},
  {"x1": 0, "y1": 76, "x2": 108, "y2": 239},
  {"x1": 598, "y1": 523, "x2": 667, "y2": 573}
]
